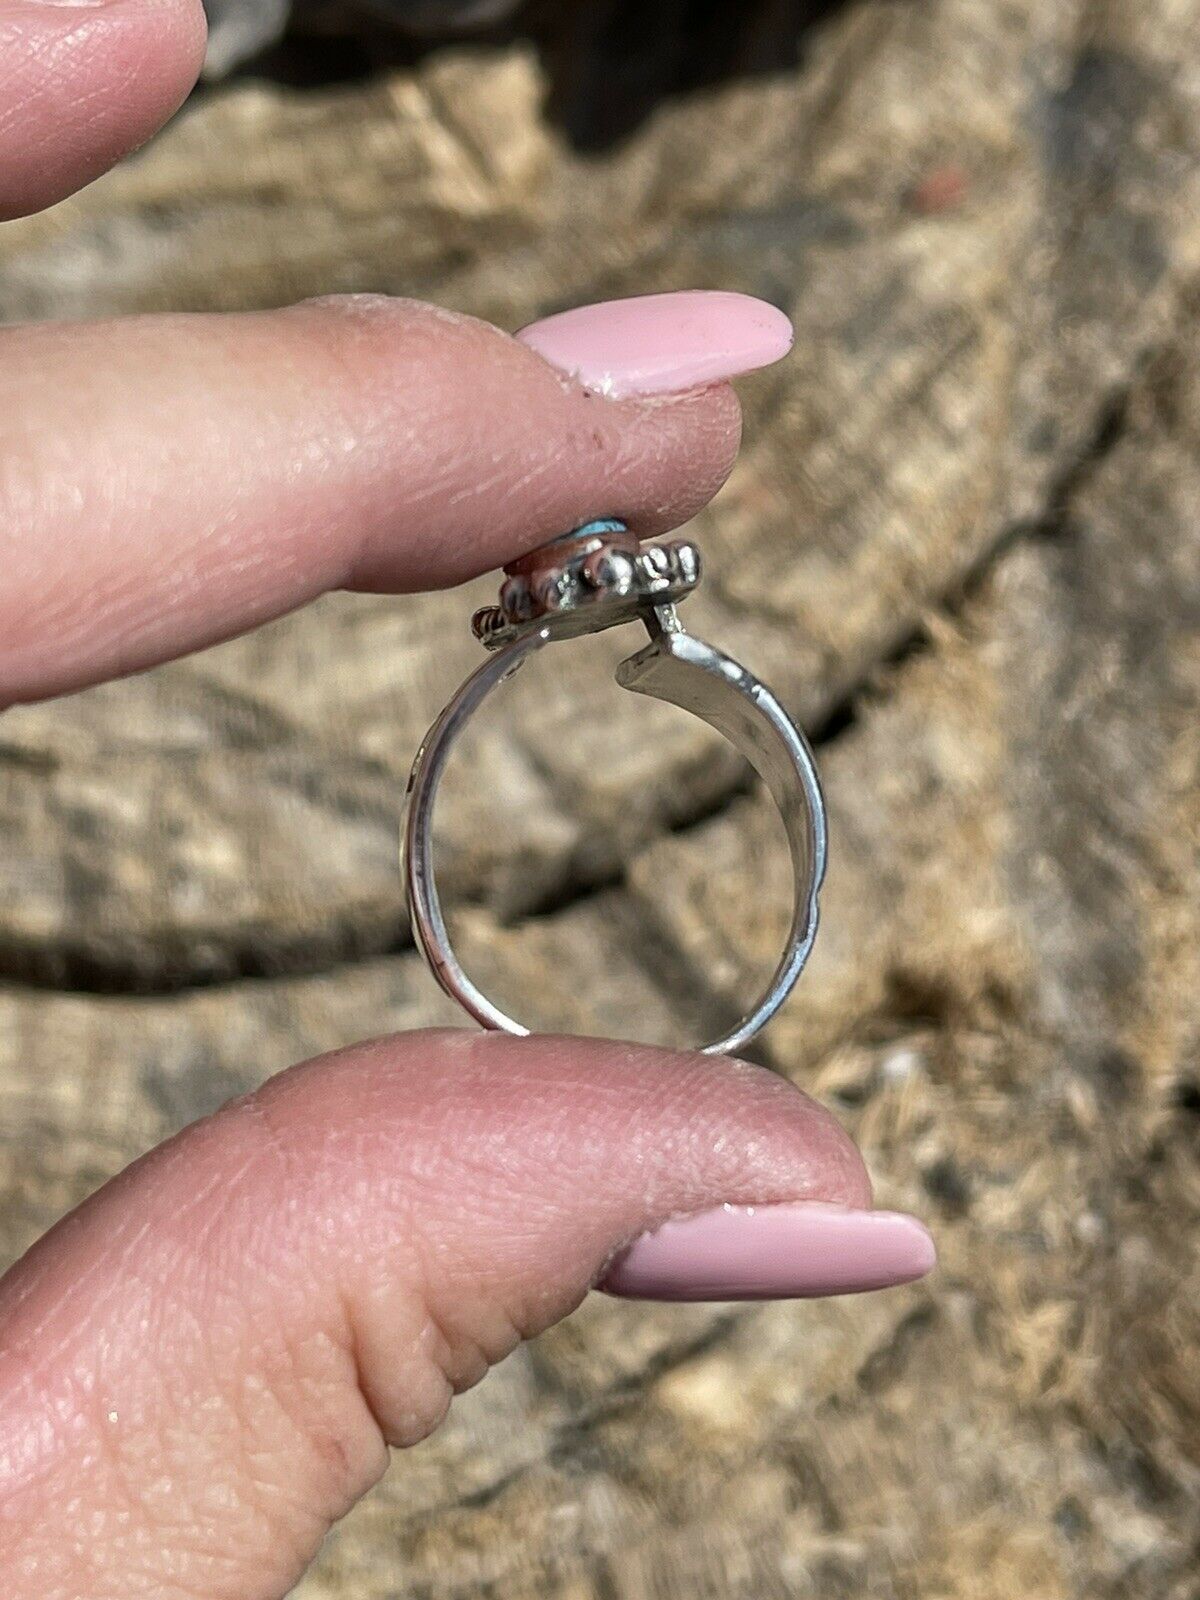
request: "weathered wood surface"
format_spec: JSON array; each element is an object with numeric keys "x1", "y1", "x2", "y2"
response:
[{"x1": 2, "y1": 1, "x2": 1199, "y2": 1595}]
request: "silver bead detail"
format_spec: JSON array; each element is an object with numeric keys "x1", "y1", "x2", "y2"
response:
[
  {"x1": 674, "y1": 541, "x2": 701, "y2": 585},
  {"x1": 534, "y1": 568, "x2": 568, "y2": 612},
  {"x1": 583, "y1": 547, "x2": 636, "y2": 594},
  {"x1": 500, "y1": 576, "x2": 532, "y2": 622}
]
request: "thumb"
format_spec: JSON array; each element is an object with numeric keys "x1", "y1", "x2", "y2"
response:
[{"x1": 0, "y1": 1030, "x2": 933, "y2": 1600}]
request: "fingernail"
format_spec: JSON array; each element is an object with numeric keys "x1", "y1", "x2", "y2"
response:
[
  {"x1": 598, "y1": 1202, "x2": 936, "y2": 1302},
  {"x1": 517, "y1": 290, "x2": 794, "y2": 400}
]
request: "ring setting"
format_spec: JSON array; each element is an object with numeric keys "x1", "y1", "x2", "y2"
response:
[
  {"x1": 404, "y1": 519, "x2": 828, "y2": 1056},
  {"x1": 471, "y1": 519, "x2": 702, "y2": 649}
]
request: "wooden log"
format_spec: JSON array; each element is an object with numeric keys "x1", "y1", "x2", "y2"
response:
[{"x1": 1, "y1": 1, "x2": 1198, "y2": 1594}]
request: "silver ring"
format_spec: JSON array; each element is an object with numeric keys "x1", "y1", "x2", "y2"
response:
[{"x1": 403, "y1": 520, "x2": 827, "y2": 1055}]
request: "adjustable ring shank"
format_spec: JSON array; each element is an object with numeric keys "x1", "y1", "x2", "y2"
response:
[{"x1": 403, "y1": 611, "x2": 826, "y2": 1055}]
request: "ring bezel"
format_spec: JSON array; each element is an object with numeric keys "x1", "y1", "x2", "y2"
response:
[{"x1": 472, "y1": 519, "x2": 702, "y2": 650}]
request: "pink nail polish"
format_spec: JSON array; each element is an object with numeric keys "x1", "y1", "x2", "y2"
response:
[
  {"x1": 598, "y1": 1202, "x2": 936, "y2": 1302},
  {"x1": 517, "y1": 290, "x2": 794, "y2": 399}
]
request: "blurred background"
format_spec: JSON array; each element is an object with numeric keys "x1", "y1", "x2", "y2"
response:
[{"x1": 2, "y1": 0, "x2": 1199, "y2": 1595}]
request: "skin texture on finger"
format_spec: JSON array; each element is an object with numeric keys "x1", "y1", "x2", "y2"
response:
[
  {"x1": 0, "y1": 295, "x2": 741, "y2": 706},
  {"x1": 0, "y1": 0, "x2": 207, "y2": 221},
  {"x1": 0, "y1": 1031, "x2": 869, "y2": 1600}
]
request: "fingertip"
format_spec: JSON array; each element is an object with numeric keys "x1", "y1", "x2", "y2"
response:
[
  {"x1": 0, "y1": 0, "x2": 207, "y2": 221},
  {"x1": 87, "y1": 0, "x2": 210, "y2": 149},
  {"x1": 623, "y1": 378, "x2": 743, "y2": 535},
  {"x1": 159, "y1": 0, "x2": 211, "y2": 94}
]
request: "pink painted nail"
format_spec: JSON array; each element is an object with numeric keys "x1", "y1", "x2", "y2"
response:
[
  {"x1": 598, "y1": 1202, "x2": 936, "y2": 1302},
  {"x1": 517, "y1": 290, "x2": 794, "y2": 400}
]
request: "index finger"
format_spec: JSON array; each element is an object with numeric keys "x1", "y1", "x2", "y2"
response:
[{"x1": 0, "y1": 291, "x2": 792, "y2": 705}]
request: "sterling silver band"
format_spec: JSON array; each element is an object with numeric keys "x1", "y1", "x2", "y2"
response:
[{"x1": 403, "y1": 523, "x2": 827, "y2": 1055}]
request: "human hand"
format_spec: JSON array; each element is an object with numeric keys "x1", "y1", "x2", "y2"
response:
[{"x1": 0, "y1": 12, "x2": 935, "y2": 1596}]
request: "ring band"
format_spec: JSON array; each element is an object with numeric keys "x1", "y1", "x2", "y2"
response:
[{"x1": 403, "y1": 520, "x2": 827, "y2": 1055}]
